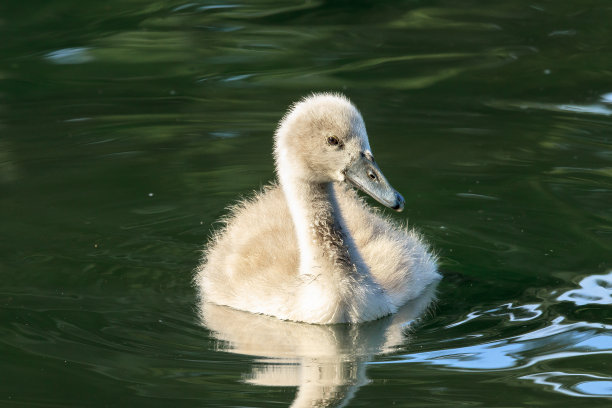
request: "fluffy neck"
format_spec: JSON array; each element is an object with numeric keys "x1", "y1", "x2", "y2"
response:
[
  {"x1": 275, "y1": 139, "x2": 362, "y2": 278},
  {"x1": 281, "y1": 174, "x2": 359, "y2": 277}
]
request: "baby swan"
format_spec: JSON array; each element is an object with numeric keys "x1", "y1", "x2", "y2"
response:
[{"x1": 196, "y1": 93, "x2": 439, "y2": 324}]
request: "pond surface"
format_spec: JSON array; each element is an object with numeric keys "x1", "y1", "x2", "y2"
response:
[{"x1": 1, "y1": 0, "x2": 611, "y2": 406}]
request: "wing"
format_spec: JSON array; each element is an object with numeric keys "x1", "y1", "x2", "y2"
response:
[{"x1": 335, "y1": 184, "x2": 440, "y2": 307}]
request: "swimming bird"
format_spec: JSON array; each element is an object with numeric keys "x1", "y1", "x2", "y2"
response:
[{"x1": 195, "y1": 93, "x2": 439, "y2": 324}]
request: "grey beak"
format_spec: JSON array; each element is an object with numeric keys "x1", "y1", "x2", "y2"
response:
[{"x1": 344, "y1": 153, "x2": 405, "y2": 212}]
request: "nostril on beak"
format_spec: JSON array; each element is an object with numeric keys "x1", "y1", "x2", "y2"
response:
[{"x1": 368, "y1": 171, "x2": 377, "y2": 181}]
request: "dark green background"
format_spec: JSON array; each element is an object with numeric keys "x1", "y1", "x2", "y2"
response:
[{"x1": 1, "y1": 0, "x2": 611, "y2": 406}]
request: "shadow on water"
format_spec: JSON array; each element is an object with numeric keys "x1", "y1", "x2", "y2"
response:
[{"x1": 198, "y1": 282, "x2": 439, "y2": 408}]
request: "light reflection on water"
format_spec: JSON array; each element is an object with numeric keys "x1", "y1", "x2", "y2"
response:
[
  {"x1": 445, "y1": 302, "x2": 543, "y2": 328},
  {"x1": 522, "y1": 372, "x2": 612, "y2": 398},
  {"x1": 45, "y1": 47, "x2": 94, "y2": 64},
  {"x1": 488, "y1": 94, "x2": 612, "y2": 117},
  {"x1": 557, "y1": 271, "x2": 612, "y2": 306},
  {"x1": 395, "y1": 317, "x2": 612, "y2": 371},
  {"x1": 376, "y1": 272, "x2": 612, "y2": 399}
]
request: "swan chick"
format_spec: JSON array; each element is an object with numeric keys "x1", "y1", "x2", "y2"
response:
[{"x1": 196, "y1": 93, "x2": 439, "y2": 324}]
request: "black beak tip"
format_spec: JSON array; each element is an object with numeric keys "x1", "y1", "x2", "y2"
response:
[{"x1": 392, "y1": 192, "x2": 405, "y2": 212}]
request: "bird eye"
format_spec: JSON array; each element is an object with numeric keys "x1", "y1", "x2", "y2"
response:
[{"x1": 327, "y1": 136, "x2": 340, "y2": 146}]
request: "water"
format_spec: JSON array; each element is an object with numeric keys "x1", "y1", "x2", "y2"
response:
[{"x1": 1, "y1": 0, "x2": 611, "y2": 406}]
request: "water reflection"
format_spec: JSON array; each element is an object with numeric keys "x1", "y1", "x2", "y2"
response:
[
  {"x1": 521, "y1": 372, "x2": 612, "y2": 398},
  {"x1": 445, "y1": 302, "x2": 542, "y2": 329},
  {"x1": 45, "y1": 47, "x2": 94, "y2": 64},
  {"x1": 198, "y1": 283, "x2": 438, "y2": 408},
  {"x1": 557, "y1": 270, "x2": 612, "y2": 306},
  {"x1": 489, "y1": 98, "x2": 612, "y2": 117},
  {"x1": 399, "y1": 316, "x2": 612, "y2": 371}
]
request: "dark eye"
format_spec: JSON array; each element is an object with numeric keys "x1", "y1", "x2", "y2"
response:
[{"x1": 327, "y1": 136, "x2": 340, "y2": 146}]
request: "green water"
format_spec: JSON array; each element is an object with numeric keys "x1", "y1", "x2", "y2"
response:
[{"x1": 1, "y1": 0, "x2": 611, "y2": 406}]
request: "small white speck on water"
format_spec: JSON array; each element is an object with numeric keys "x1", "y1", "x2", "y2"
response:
[
  {"x1": 148, "y1": 193, "x2": 154, "y2": 197},
  {"x1": 544, "y1": 69, "x2": 551, "y2": 75}
]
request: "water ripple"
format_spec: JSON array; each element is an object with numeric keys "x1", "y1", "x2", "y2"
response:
[
  {"x1": 489, "y1": 99, "x2": 612, "y2": 117},
  {"x1": 391, "y1": 317, "x2": 612, "y2": 371},
  {"x1": 557, "y1": 271, "x2": 612, "y2": 306},
  {"x1": 45, "y1": 47, "x2": 94, "y2": 64},
  {"x1": 445, "y1": 302, "x2": 542, "y2": 329},
  {"x1": 521, "y1": 372, "x2": 612, "y2": 398}
]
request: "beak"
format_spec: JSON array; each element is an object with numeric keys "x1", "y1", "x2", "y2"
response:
[{"x1": 343, "y1": 153, "x2": 405, "y2": 212}]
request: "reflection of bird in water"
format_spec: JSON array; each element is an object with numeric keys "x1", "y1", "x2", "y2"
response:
[
  {"x1": 196, "y1": 93, "x2": 439, "y2": 324},
  {"x1": 199, "y1": 282, "x2": 438, "y2": 408}
]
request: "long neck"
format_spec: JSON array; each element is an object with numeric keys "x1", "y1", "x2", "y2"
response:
[{"x1": 279, "y1": 173, "x2": 358, "y2": 277}]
